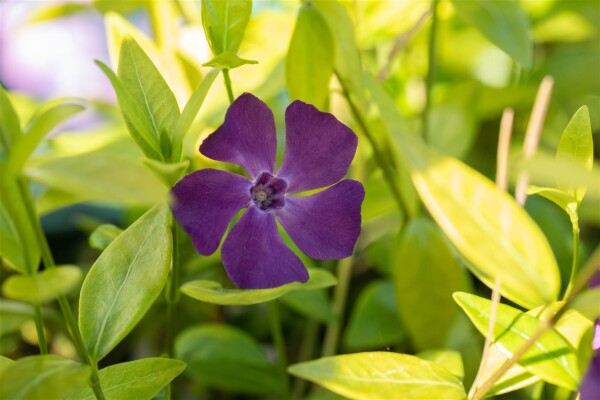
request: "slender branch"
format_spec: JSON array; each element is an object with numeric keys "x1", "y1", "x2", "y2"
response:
[
  {"x1": 33, "y1": 304, "x2": 48, "y2": 354},
  {"x1": 515, "y1": 77, "x2": 554, "y2": 206},
  {"x1": 17, "y1": 178, "x2": 105, "y2": 400},
  {"x1": 335, "y1": 71, "x2": 411, "y2": 218},
  {"x1": 268, "y1": 301, "x2": 289, "y2": 400},
  {"x1": 222, "y1": 69, "x2": 235, "y2": 104},
  {"x1": 422, "y1": 0, "x2": 439, "y2": 139},
  {"x1": 322, "y1": 257, "x2": 353, "y2": 357}
]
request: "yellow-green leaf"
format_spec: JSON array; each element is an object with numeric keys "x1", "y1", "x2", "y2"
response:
[{"x1": 2, "y1": 266, "x2": 82, "y2": 305}]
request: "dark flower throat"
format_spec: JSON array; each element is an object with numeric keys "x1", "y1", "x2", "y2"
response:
[{"x1": 251, "y1": 172, "x2": 287, "y2": 211}]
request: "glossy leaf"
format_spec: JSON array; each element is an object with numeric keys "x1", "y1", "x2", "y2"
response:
[
  {"x1": 89, "y1": 224, "x2": 123, "y2": 251},
  {"x1": 2, "y1": 265, "x2": 82, "y2": 305},
  {"x1": 288, "y1": 352, "x2": 467, "y2": 399},
  {"x1": 142, "y1": 158, "x2": 189, "y2": 187},
  {"x1": 450, "y1": 0, "x2": 533, "y2": 68},
  {"x1": 201, "y1": 0, "x2": 252, "y2": 55},
  {"x1": 286, "y1": 4, "x2": 334, "y2": 109},
  {"x1": 26, "y1": 152, "x2": 167, "y2": 206},
  {"x1": 65, "y1": 358, "x2": 186, "y2": 400},
  {"x1": 344, "y1": 280, "x2": 404, "y2": 350},
  {"x1": 280, "y1": 289, "x2": 335, "y2": 323},
  {"x1": 454, "y1": 292, "x2": 580, "y2": 391},
  {"x1": 417, "y1": 350, "x2": 464, "y2": 381},
  {"x1": 394, "y1": 217, "x2": 470, "y2": 350},
  {"x1": 175, "y1": 324, "x2": 282, "y2": 395},
  {"x1": 79, "y1": 204, "x2": 172, "y2": 362},
  {"x1": 0, "y1": 355, "x2": 90, "y2": 400},
  {"x1": 556, "y1": 105, "x2": 594, "y2": 202},
  {"x1": 570, "y1": 288, "x2": 600, "y2": 321},
  {"x1": 118, "y1": 38, "x2": 180, "y2": 160},
  {"x1": 0, "y1": 86, "x2": 21, "y2": 162},
  {"x1": 8, "y1": 100, "x2": 85, "y2": 174},
  {"x1": 181, "y1": 268, "x2": 336, "y2": 306},
  {"x1": 526, "y1": 185, "x2": 577, "y2": 217}
]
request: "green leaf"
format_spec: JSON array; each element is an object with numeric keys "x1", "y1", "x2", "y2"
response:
[
  {"x1": 89, "y1": 224, "x2": 123, "y2": 251},
  {"x1": 288, "y1": 352, "x2": 467, "y2": 399},
  {"x1": 2, "y1": 265, "x2": 82, "y2": 305},
  {"x1": 141, "y1": 158, "x2": 189, "y2": 187},
  {"x1": 181, "y1": 268, "x2": 336, "y2": 305},
  {"x1": 453, "y1": 292, "x2": 580, "y2": 391},
  {"x1": 416, "y1": 350, "x2": 464, "y2": 382},
  {"x1": 280, "y1": 289, "x2": 335, "y2": 323},
  {"x1": 173, "y1": 67, "x2": 221, "y2": 160},
  {"x1": 0, "y1": 355, "x2": 90, "y2": 400},
  {"x1": 201, "y1": 0, "x2": 252, "y2": 56},
  {"x1": 391, "y1": 135, "x2": 560, "y2": 309},
  {"x1": 0, "y1": 355, "x2": 14, "y2": 373},
  {"x1": 175, "y1": 324, "x2": 282, "y2": 395},
  {"x1": 26, "y1": 152, "x2": 167, "y2": 206},
  {"x1": 202, "y1": 52, "x2": 257, "y2": 69},
  {"x1": 0, "y1": 300, "x2": 35, "y2": 335},
  {"x1": 343, "y1": 280, "x2": 404, "y2": 350},
  {"x1": 393, "y1": 218, "x2": 470, "y2": 350},
  {"x1": 0, "y1": 87, "x2": 22, "y2": 163},
  {"x1": 79, "y1": 204, "x2": 172, "y2": 362},
  {"x1": 118, "y1": 38, "x2": 180, "y2": 160},
  {"x1": 8, "y1": 99, "x2": 85, "y2": 174},
  {"x1": 569, "y1": 287, "x2": 600, "y2": 321},
  {"x1": 286, "y1": 4, "x2": 334, "y2": 109},
  {"x1": 526, "y1": 186, "x2": 577, "y2": 216},
  {"x1": 450, "y1": 0, "x2": 533, "y2": 69},
  {"x1": 313, "y1": 0, "x2": 365, "y2": 106},
  {"x1": 556, "y1": 105, "x2": 594, "y2": 202},
  {"x1": 65, "y1": 358, "x2": 186, "y2": 400}
]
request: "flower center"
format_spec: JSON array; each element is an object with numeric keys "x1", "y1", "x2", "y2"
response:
[{"x1": 250, "y1": 172, "x2": 287, "y2": 211}]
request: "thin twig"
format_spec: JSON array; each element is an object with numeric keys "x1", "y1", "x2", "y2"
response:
[
  {"x1": 515, "y1": 77, "x2": 554, "y2": 206},
  {"x1": 495, "y1": 109, "x2": 514, "y2": 192}
]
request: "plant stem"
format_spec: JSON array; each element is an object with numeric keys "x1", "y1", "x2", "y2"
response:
[
  {"x1": 222, "y1": 69, "x2": 235, "y2": 104},
  {"x1": 267, "y1": 300, "x2": 289, "y2": 399},
  {"x1": 33, "y1": 304, "x2": 48, "y2": 354},
  {"x1": 164, "y1": 221, "x2": 181, "y2": 400},
  {"x1": 422, "y1": 0, "x2": 439, "y2": 139},
  {"x1": 292, "y1": 320, "x2": 319, "y2": 400},
  {"x1": 322, "y1": 257, "x2": 353, "y2": 357},
  {"x1": 17, "y1": 178, "x2": 105, "y2": 400},
  {"x1": 563, "y1": 211, "x2": 580, "y2": 300},
  {"x1": 336, "y1": 71, "x2": 411, "y2": 218}
]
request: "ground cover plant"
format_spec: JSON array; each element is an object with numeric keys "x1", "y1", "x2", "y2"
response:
[{"x1": 0, "y1": 0, "x2": 599, "y2": 399}]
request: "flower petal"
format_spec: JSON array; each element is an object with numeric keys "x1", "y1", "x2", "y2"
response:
[
  {"x1": 200, "y1": 93, "x2": 277, "y2": 178},
  {"x1": 276, "y1": 180, "x2": 364, "y2": 259},
  {"x1": 222, "y1": 206, "x2": 309, "y2": 289},
  {"x1": 581, "y1": 351, "x2": 600, "y2": 400},
  {"x1": 170, "y1": 169, "x2": 252, "y2": 256},
  {"x1": 277, "y1": 100, "x2": 358, "y2": 193}
]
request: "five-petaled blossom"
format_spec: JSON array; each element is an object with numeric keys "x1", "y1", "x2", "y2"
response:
[{"x1": 170, "y1": 93, "x2": 365, "y2": 289}]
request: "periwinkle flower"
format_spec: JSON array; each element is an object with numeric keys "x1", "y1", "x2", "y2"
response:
[
  {"x1": 580, "y1": 269, "x2": 600, "y2": 399},
  {"x1": 170, "y1": 93, "x2": 364, "y2": 289}
]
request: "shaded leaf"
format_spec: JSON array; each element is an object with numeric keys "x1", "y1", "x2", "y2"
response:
[
  {"x1": 181, "y1": 268, "x2": 336, "y2": 305},
  {"x1": 89, "y1": 224, "x2": 123, "y2": 251},
  {"x1": 0, "y1": 355, "x2": 90, "y2": 400},
  {"x1": 288, "y1": 352, "x2": 467, "y2": 399},
  {"x1": 0, "y1": 355, "x2": 14, "y2": 373},
  {"x1": 280, "y1": 289, "x2": 335, "y2": 323},
  {"x1": 2, "y1": 265, "x2": 82, "y2": 305},
  {"x1": 79, "y1": 204, "x2": 172, "y2": 361},
  {"x1": 65, "y1": 358, "x2": 186, "y2": 400},
  {"x1": 175, "y1": 324, "x2": 282, "y2": 395},
  {"x1": 570, "y1": 288, "x2": 600, "y2": 321},
  {"x1": 0, "y1": 299, "x2": 35, "y2": 335}
]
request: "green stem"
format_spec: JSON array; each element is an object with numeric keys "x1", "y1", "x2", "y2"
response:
[
  {"x1": 164, "y1": 221, "x2": 181, "y2": 400},
  {"x1": 563, "y1": 211, "x2": 580, "y2": 299},
  {"x1": 422, "y1": 0, "x2": 439, "y2": 139},
  {"x1": 322, "y1": 257, "x2": 353, "y2": 357},
  {"x1": 17, "y1": 178, "x2": 105, "y2": 400},
  {"x1": 292, "y1": 320, "x2": 319, "y2": 400},
  {"x1": 336, "y1": 72, "x2": 411, "y2": 218},
  {"x1": 223, "y1": 69, "x2": 235, "y2": 104},
  {"x1": 33, "y1": 304, "x2": 48, "y2": 354},
  {"x1": 267, "y1": 301, "x2": 289, "y2": 399}
]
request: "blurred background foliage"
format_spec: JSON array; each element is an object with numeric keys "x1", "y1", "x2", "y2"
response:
[{"x1": 1, "y1": 0, "x2": 599, "y2": 399}]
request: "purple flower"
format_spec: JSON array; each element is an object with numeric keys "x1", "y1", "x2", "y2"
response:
[
  {"x1": 580, "y1": 268, "x2": 600, "y2": 399},
  {"x1": 170, "y1": 93, "x2": 364, "y2": 289}
]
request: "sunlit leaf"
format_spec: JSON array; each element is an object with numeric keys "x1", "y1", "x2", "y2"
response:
[
  {"x1": 175, "y1": 324, "x2": 282, "y2": 395},
  {"x1": 570, "y1": 287, "x2": 600, "y2": 321},
  {"x1": 201, "y1": 0, "x2": 252, "y2": 56},
  {"x1": 0, "y1": 355, "x2": 90, "y2": 400},
  {"x1": 65, "y1": 358, "x2": 186, "y2": 400},
  {"x1": 450, "y1": 0, "x2": 533, "y2": 69},
  {"x1": 89, "y1": 224, "x2": 123, "y2": 251},
  {"x1": 2, "y1": 265, "x2": 82, "y2": 305},
  {"x1": 0, "y1": 355, "x2": 13, "y2": 373},
  {"x1": 288, "y1": 352, "x2": 467, "y2": 399},
  {"x1": 280, "y1": 289, "x2": 335, "y2": 323},
  {"x1": 79, "y1": 204, "x2": 172, "y2": 362},
  {"x1": 203, "y1": 52, "x2": 257, "y2": 69},
  {"x1": 142, "y1": 158, "x2": 189, "y2": 187},
  {"x1": 181, "y1": 268, "x2": 336, "y2": 305},
  {"x1": 0, "y1": 86, "x2": 22, "y2": 163},
  {"x1": 526, "y1": 185, "x2": 577, "y2": 217},
  {"x1": 556, "y1": 105, "x2": 594, "y2": 202},
  {"x1": 417, "y1": 350, "x2": 464, "y2": 381},
  {"x1": 286, "y1": 3, "x2": 334, "y2": 109},
  {"x1": 394, "y1": 217, "x2": 471, "y2": 350},
  {"x1": 454, "y1": 292, "x2": 580, "y2": 391},
  {"x1": 344, "y1": 280, "x2": 404, "y2": 350}
]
